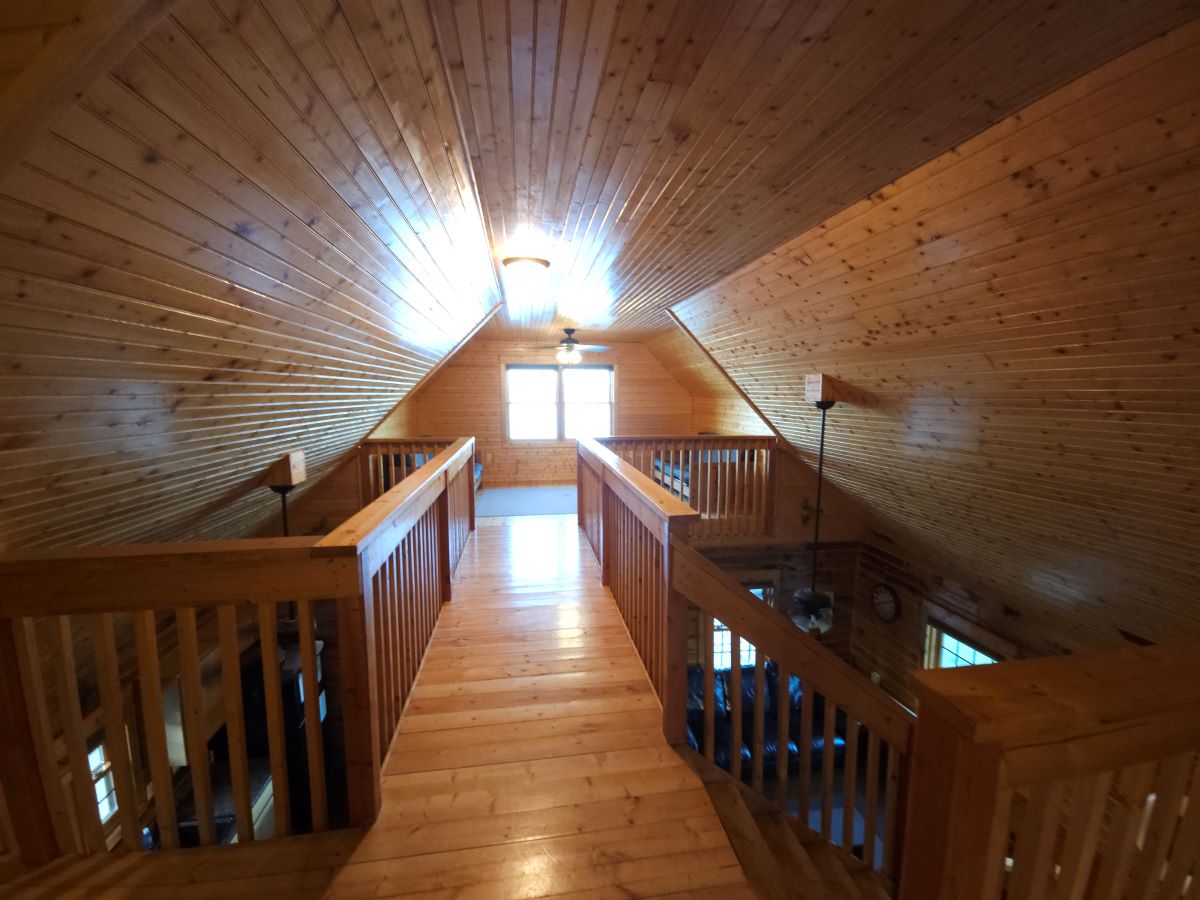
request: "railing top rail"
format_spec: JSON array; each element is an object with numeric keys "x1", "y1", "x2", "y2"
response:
[
  {"x1": 598, "y1": 434, "x2": 778, "y2": 443},
  {"x1": 0, "y1": 535, "x2": 319, "y2": 563},
  {"x1": 0, "y1": 538, "x2": 354, "y2": 616},
  {"x1": 318, "y1": 437, "x2": 475, "y2": 558},
  {"x1": 0, "y1": 438, "x2": 478, "y2": 616},
  {"x1": 577, "y1": 438, "x2": 699, "y2": 526},
  {"x1": 671, "y1": 536, "x2": 914, "y2": 748},
  {"x1": 359, "y1": 436, "x2": 460, "y2": 445},
  {"x1": 913, "y1": 642, "x2": 1200, "y2": 784}
]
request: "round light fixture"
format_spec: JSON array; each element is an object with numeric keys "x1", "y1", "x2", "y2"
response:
[{"x1": 556, "y1": 346, "x2": 582, "y2": 365}]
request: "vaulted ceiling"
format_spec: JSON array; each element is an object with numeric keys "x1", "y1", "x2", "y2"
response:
[
  {"x1": 435, "y1": 0, "x2": 1199, "y2": 341},
  {"x1": 0, "y1": 0, "x2": 1197, "y2": 645}
]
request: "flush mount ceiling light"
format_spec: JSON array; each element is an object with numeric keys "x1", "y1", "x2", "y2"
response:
[
  {"x1": 500, "y1": 256, "x2": 551, "y2": 316},
  {"x1": 501, "y1": 256, "x2": 551, "y2": 269}
]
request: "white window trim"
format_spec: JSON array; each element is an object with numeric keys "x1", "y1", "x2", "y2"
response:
[
  {"x1": 924, "y1": 604, "x2": 1017, "y2": 668},
  {"x1": 504, "y1": 363, "x2": 615, "y2": 443}
]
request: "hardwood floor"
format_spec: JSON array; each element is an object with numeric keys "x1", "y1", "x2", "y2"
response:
[{"x1": 5, "y1": 515, "x2": 752, "y2": 898}]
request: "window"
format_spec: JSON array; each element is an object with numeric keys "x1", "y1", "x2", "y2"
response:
[
  {"x1": 712, "y1": 619, "x2": 756, "y2": 670},
  {"x1": 924, "y1": 623, "x2": 1000, "y2": 669},
  {"x1": 506, "y1": 365, "x2": 613, "y2": 441},
  {"x1": 88, "y1": 743, "x2": 118, "y2": 824}
]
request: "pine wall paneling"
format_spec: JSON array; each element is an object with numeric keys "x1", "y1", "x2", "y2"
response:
[
  {"x1": 0, "y1": 0, "x2": 499, "y2": 550},
  {"x1": 431, "y1": 0, "x2": 1197, "y2": 342},
  {"x1": 372, "y1": 339, "x2": 695, "y2": 486},
  {"x1": 672, "y1": 21, "x2": 1200, "y2": 651},
  {"x1": 647, "y1": 328, "x2": 772, "y2": 436}
]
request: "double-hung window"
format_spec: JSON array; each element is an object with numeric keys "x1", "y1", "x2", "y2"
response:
[{"x1": 506, "y1": 365, "x2": 613, "y2": 441}]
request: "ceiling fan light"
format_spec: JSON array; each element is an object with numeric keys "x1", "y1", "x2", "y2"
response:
[{"x1": 556, "y1": 346, "x2": 582, "y2": 365}]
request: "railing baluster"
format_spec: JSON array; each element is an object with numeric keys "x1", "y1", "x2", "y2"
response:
[
  {"x1": 842, "y1": 714, "x2": 859, "y2": 853},
  {"x1": 257, "y1": 602, "x2": 292, "y2": 837},
  {"x1": 776, "y1": 664, "x2": 790, "y2": 807},
  {"x1": 297, "y1": 599, "x2": 328, "y2": 831},
  {"x1": 217, "y1": 604, "x2": 254, "y2": 843},
  {"x1": 821, "y1": 698, "x2": 836, "y2": 839},
  {"x1": 176, "y1": 608, "x2": 215, "y2": 846},
  {"x1": 884, "y1": 740, "x2": 901, "y2": 879},
  {"x1": 133, "y1": 610, "x2": 179, "y2": 849},
  {"x1": 800, "y1": 676, "x2": 814, "y2": 825},
  {"x1": 702, "y1": 611, "x2": 715, "y2": 762},
  {"x1": 50, "y1": 616, "x2": 107, "y2": 853},
  {"x1": 864, "y1": 731, "x2": 880, "y2": 869},
  {"x1": 730, "y1": 639, "x2": 743, "y2": 781},
  {"x1": 752, "y1": 654, "x2": 766, "y2": 793},
  {"x1": 90, "y1": 612, "x2": 143, "y2": 850}
]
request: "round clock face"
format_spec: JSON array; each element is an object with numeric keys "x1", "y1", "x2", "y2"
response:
[{"x1": 872, "y1": 583, "x2": 900, "y2": 622}]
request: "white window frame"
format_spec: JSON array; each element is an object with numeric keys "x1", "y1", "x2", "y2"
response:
[
  {"x1": 504, "y1": 364, "x2": 615, "y2": 442},
  {"x1": 923, "y1": 605, "x2": 1016, "y2": 669},
  {"x1": 712, "y1": 619, "x2": 756, "y2": 671}
]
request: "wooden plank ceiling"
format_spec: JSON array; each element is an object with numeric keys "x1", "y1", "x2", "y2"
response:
[
  {"x1": 0, "y1": 0, "x2": 499, "y2": 549},
  {"x1": 1, "y1": 0, "x2": 1197, "y2": 554},
  {"x1": 671, "y1": 21, "x2": 1200, "y2": 650},
  {"x1": 432, "y1": 0, "x2": 1198, "y2": 342}
]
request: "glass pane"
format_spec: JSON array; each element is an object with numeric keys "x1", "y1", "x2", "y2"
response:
[
  {"x1": 506, "y1": 367, "x2": 558, "y2": 403},
  {"x1": 563, "y1": 367, "x2": 612, "y2": 403},
  {"x1": 509, "y1": 402, "x2": 558, "y2": 440},
  {"x1": 564, "y1": 402, "x2": 611, "y2": 439}
]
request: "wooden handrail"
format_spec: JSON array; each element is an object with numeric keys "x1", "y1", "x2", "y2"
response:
[
  {"x1": 899, "y1": 643, "x2": 1200, "y2": 900},
  {"x1": 594, "y1": 435, "x2": 778, "y2": 539},
  {"x1": 359, "y1": 435, "x2": 463, "y2": 444},
  {"x1": 671, "y1": 538, "x2": 914, "y2": 749},
  {"x1": 600, "y1": 435, "x2": 779, "y2": 443},
  {"x1": 320, "y1": 438, "x2": 474, "y2": 569},
  {"x1": 0, "y1": 537, "x2": 355, "y2": 616},
  {"x1": 577, "y1": 438, "x2": 697, "y2": 744},
  {"x1": 578, "y1": 437, "x2": 699, "y2": 526}
]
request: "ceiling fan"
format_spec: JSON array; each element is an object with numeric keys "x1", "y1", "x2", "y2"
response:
[{"x1": 544, "y1": 328, "x2": 610, "y2": 364}]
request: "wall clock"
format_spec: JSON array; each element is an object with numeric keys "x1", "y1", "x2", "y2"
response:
[{"x1": 871, "y1": 583, "x2": 900, "y2": 622}]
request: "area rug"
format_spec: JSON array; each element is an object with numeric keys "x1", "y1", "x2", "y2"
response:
[{"x1": 475, "y1": 484, "x2": 578, "y2": 517}]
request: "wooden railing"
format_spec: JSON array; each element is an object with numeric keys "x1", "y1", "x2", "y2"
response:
[
  {"x1": 0, "y1": 438, "x2": 476, "y2": 867},
  {"x1": 672, "y1": 539, "x2": 915, "y2": 877},
  {"x1": 577, "y1": 438, "x2": 699, "y2": 741},
  {"x1": 598, "y1": 436, "x2": 777, "y2": 540},
  {"x1": 358, "y1": 437, "x2": 463, "y2": 504},
  {"x1": 898, "y1": 643, "x2": 1200, "y2": 900}
]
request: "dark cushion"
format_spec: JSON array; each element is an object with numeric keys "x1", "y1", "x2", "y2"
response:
[
  {"x1": 686, "y1": 664, "x2": 728, "y2": 717},
  {"x1": 688, "y1": 716, "x2": 752, "y2": 772}
]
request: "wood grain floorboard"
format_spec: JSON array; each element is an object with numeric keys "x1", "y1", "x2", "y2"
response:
[{"x1": 4, "y1": 515, "x2": 750, "y2": 898}]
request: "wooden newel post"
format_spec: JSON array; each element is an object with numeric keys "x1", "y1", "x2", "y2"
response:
[
  {"x1": 337, "y1": 560, "x2": 382, "y2": 826},
  {"x1": 897, "y1": 707, "x2": 1009, "y2": 900},
  {"x1": 660, "y1": 525, "x2": 689, "y2": 746},
  {"x1": 0, "y1": 618, "x2": 62, "y2": 866}
]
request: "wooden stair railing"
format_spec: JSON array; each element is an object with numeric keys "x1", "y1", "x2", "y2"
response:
[
  {"x1": 898, "y1": 643, "x2": 1200, "y2": 900},
  {"x1": 671, "y1": 539, "x2": 916, "y2": 881},
  {"x1": 597, "y1": 435, "x2": 778, "y2": 540},
  {"x1": 0, "y1": 438, "x2": 476, "y2": 867}
]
